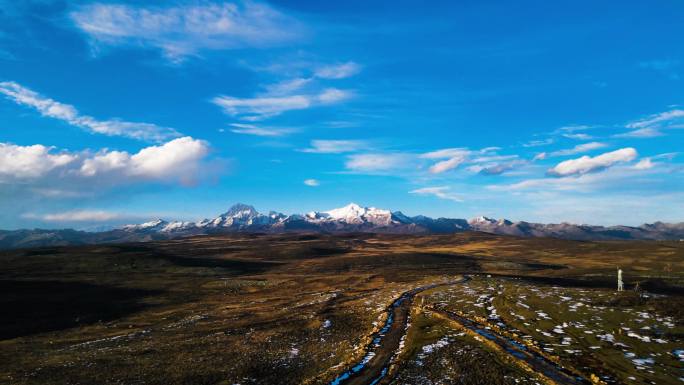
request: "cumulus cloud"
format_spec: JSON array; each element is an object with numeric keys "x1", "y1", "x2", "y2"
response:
[
  {"x1": 228, "y1": 123, "x2": 296, "y2": 137},
  {"x1": 303, "y1": 178, "x2": 319, "y2": 186},
  {"x1": 410, "y1": 186, "x2": 463, "y2": 202},
  {"x1": 212, "y1": 88, "x2": 351, "y2": 120},
  {"x1": 1, "y1": 137, "x2": 210, "y2": 185},
  {"x1": 314, "y1": 62, "x2": 361, "y2": 79},
  {"x1": 70, "y1": 2, "x2": 302, "y2": 61},
  {"x1": 549, "y1": 142, "x2": 607, "y2": 157},
  {"x1": 0, "y1": 143, "x2": 76, "y2": 179},
  {"x1": 547, "y1": 147, "x2": 637, "y2": 177},
  {"x1": 0, "y1": 81, "x2": 180, "y2": 142},
  {"x1": 301, "y1": 140, "x2": 367, "y2": 154}
]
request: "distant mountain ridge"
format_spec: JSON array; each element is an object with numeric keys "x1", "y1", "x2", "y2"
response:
[{"x1": 1, "y1": 203, "x2": 683, "y2": 249}]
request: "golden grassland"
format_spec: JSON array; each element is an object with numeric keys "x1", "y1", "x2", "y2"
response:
[{"x1": 0, "y1": 232, "x2": 682, "y2": 384}]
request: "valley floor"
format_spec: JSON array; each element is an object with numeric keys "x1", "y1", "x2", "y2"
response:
[{"x1": 0, "y1": 232, "x2": 682, "y2": 384}]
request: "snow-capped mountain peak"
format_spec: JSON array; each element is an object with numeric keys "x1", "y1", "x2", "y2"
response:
[
  {"x1": 325, "y1": 203, "x2": 366, "y2": 220},
  {"x1": 469, "y1": 215, "x2": 497, "y2": 225},
  {"x1": 221, "y1": 203, "x2": 259, "y2": 219},
  {"x1": 321, "y1": 203, "x2": 393, "y2": 225},
  {"x1": 122, "y1": 219, "x2": 167, "y2": 231},
  {"x1": 111, "y1": 203, "x2": 684, "y2": 242}
]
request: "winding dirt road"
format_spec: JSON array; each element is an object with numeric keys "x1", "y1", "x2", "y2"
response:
[{"x1": 327, "y1": 275, "x2": 591, "y2": 385}]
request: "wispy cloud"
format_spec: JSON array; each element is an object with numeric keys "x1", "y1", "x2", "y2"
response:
[
  {"x1": 562, "y1": 133, "x2": 592, "y2": 140},
  {"x1": 0, "y1": 81, "x2": 180, "y2": 142},
  {"x1": 301, "y1": 140, "x2": 367, "y2": 154},
  {"x1": 345, "y1": 153, "x2": 413, "y2": 173},
  {"x1": 556, "y1": 124, "x2": 593, "y2": 133},
  {"x1": 314, "y1": 62, "x2": 361, "y2": 79},
  {"x1": 428, "y1": 156, "x2": 467, "y2": 174},
  {"x1": 228, "y1": 123, "x2": 296, "y2": 137},
  {"x1": 547, "y1": 147, "x2": 637, "y2": 177},
  {"x1": 212, "y1": 88, "x2": 352, "y2": 120},
  {"x1": 522, "y1": 138, "x2": 553, "y2": 148},
  {"x1": 410, "y1": 186, "x2": 463, "y2": 202},
  {"x1": 471, "y1": 160, "x2": 525, "y2": 176},
  {"x1": 549, "y1": 142, "x2": 607, "y2": 156},
  {"x1": 626, "y1": 109, "x2": 684, "y2": 129},
  {"x1": 23, "y1": 210, "x2": 123, "y2": 222},
  {"x1": 639, "y1": 60, "x2": 680, "y2": 79},
  {"x1": 303, "y1": 178, "x2": 319, "y2": 187},
  {"x1": 633, "y1": 158, "x2": 654, "y2": 170},
  {"x1": 420, "y1": 148, "x2": 469, "y2": 174},
  {"x1": 614, "y1": 127, "x2": 663, "y2": 138},
  {"x1": 70, "y1": 2, "x2": 303, "y2": 61}
]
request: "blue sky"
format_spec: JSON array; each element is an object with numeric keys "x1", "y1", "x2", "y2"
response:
[{"x1": 1, "y1": 0, "x2": 683, "y2": 229}]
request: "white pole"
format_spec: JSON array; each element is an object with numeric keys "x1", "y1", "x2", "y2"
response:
[{"x1": 617, "y1": 268, "x2": 624, "y2": 292}]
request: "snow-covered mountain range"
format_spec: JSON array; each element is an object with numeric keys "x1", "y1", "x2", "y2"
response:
[
  {"x1": 117, "y1": 203, "x2": 684, "y2": 240},
  {"x1": 2, "y1": 203, "x2": 683, "y2": 249}
]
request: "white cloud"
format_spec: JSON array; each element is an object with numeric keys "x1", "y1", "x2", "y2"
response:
[
  {"x1": 212, "y1": 94, "x2": 311, "y2": 120},
  {"x1": 410, "y1": 186, "x2": 463, "y2": 202},
  {"x1": 212, "y1": 88, "x2": 351, "y2": 120},
  {"x1": 556, "y1": 124, "x2": 593, "y2": 133},
  {"x1": 549, "y1": 142, "x2": 607, "y2": 157},
  {"x1": 128, "y1": 136, "x2": 209, "y2": 180},
  {"x1": 0, "y1": 143, "x2": 76, "y2": 179},
  {"x1": 318, "y1": 88, "x2": 352, "y2": 104},
  {"x1": 1, "y1": 137, "x2": 210, "y2": 185},
  {"x1": 547, "y1": 147, "x2": 637, "y2": 177},
  {"x1": 228, "y1": 123, "x2": 295, "y2": 137},
  {"x1": 533, "y1": 152, "x2": 547, "y2": 161},
  {"x1": 345, "y1": 153, "x2": 413, "y2": 172},
  {"x1": 0, "y1": 81, "x2": 179, "y2": 142},
  {"x1": 488, "y1": 167, "x2": 637, "y2": 192},
  {"x1": 303, "y1": 178, "x2": 319, "y2": 187},
  {"x1": 314, "y1": 62, "x2": 361, "y2": 79},
  {"x1": 420, "y1": 148, "x2": 469, "y2": 174},
  {"x1": 634, "y1": 158, "x2": 655, "y2": 170},
  {"x1": 626, "y1": 109, "x2": 684, "y2": 129},
  {"x1": 25, "y1": 210, "x2": 123, "y2": 222},
  {"x1": 563, "y1": 133, "x2": 592, "y2": 140},
  {"x1": 420, "y1": 148, "x2": 523, "y2": 175},
  {"x1": 429, "y1": 155, "x2": 467, "y2": 174},
  {"x1": 263, "y1": 77, "x2": 312, "y2": 95},
  {"x1": 80, "y1": 150, "x2": 129, "y2": 176},
  {"x1": 473, "y1": 160, "x2": 524, "y2": 175},
  {"x1": 522, "y1": 138, "x2": 554, "y2": 148},
  {"x1": 420, "y1": 148, "x2": 469, "y2": 159},
  {"x1": 70, "y1": 2, "x2": 302, "y2": 61},
  {"x1": 470, "y1": 154, "x2": 518, "y2": 163},
  {"x1": 614, "y1": 127, "x2": 663, "y2": 138},
  {"x1": 301, "y1": 140, "x2": 367, "y2": 154}
]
